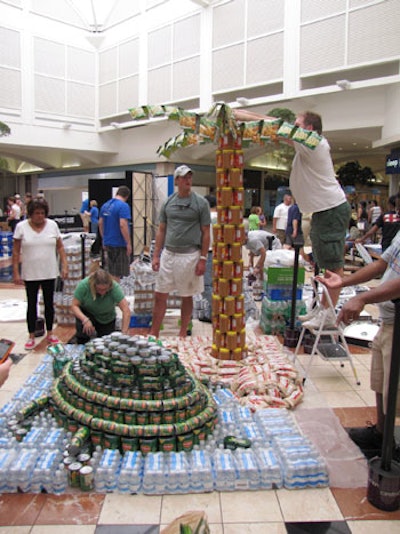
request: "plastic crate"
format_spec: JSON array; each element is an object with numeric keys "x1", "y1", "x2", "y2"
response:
[
  {"x1": 129, "y1": 314, "x2": 152, "y2": 328},
  {"x1": 265, "y1": 286, "x2": 303, "y2": 301}
]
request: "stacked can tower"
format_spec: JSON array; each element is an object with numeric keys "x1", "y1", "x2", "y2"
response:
[{"x1": 211, "y1": 133, "x2": 247, "y2": 361}]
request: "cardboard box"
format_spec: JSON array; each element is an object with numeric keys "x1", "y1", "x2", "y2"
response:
[{"x1": 264, "y1": 266, "x2": 305, "y2": 285}]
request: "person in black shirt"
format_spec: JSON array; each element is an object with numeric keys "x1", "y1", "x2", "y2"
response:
[{"x1": 357, "y1": 195, "x2": 400, "y2": 252}]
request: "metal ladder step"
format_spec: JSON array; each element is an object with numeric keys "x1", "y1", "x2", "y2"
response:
[{"x1": 317, "y1": 342, "x2": 349, "y2": 360}]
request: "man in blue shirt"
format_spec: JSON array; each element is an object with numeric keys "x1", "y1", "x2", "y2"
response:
[
  {"x1": 79, "y1": 197, "x2": 90, "y2": 232},
  {"x1": 99, "y1": 186, "x2": 132, "y2": 281}
]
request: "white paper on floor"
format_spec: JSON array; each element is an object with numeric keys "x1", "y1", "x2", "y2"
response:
[
  {"x1": 0, "y1": 299, "x2": 27, "y2": 322},
  {"x1": 295, "y1": 407, "x2": 368, "y2": 488}
]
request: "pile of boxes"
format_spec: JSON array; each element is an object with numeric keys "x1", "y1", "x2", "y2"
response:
[{"x1": 260, "y1": 266, "x2": 306, "y2": 335}]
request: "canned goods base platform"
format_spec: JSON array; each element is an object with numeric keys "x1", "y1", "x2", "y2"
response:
[{"x1": 0, "y1": 335, "x2": 368, "y2": 495}]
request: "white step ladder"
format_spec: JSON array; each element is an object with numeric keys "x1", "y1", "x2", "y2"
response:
[{"x1": 294, "y1": 278, "x2": 361, "y2": 385}]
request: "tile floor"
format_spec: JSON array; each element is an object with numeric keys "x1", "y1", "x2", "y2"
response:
[{"x1": 0, "y1": 282, "x2": 399, "y2": 533}]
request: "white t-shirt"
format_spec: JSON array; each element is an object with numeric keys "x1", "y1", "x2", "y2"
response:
[
  {"x1": 246, "y1": 230, "x2": 282, "y2": 255},
  {"x1": 13, "y1": 219, "x2": 61, "y2": 281},
  {"x1": 10, "y1": 203, "x2": 21, "y2": 220},
  {"x1": 290, "y1": 137, "x2": 346, "y2": 214},
  {"x1": 273, "y1": 203, "x2": 290, "y2": 231}
]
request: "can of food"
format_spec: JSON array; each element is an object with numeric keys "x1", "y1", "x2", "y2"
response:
[
  {"x1": 226, "y1": 331, "x2": 237, "y2": 350},
  {"x1": 229, "y1": 168, "x2": 243, "y2": 188},
  {"x1": 103, "y1": 433, "x2": 120, "y2": 449},
  {"x1": 159, "y1": 435, "x2": 176, "y2": 453},
  {"x1": 102, "y1": 406, "x2": 112, "y2": 420},
  {"x1": 222, "y1": 149, "x2": 234, "y2": 168},
  {"x1": 218, "y1": 347, "x2": 230, "y2": 360},
  {"x1": 233, "y1": 347, "x2": 244, "y2": 361},
  {"x1": 212, "y1": 260, "x2": 222, "y2": 280},
  {"x1": 228, "y1": 205, "x2": 242, "y2": 225},
  {"x1": 217, "y1": 206, "x2": 229, "y2": 224},
  {"x1": 220, "y1": 187, "x2": 233, "y2": 207},
  {"x1": 15, "y1": 428, "x2": 28, "y2": 442},
  {"x1": 232, "y1": 187, "x2": 244, "y2": 205},
  {"x1": 162, "y1": 411, "x2": 175, "y2": 424},
  {"x1": 231, "y1": 312, "x2": 244, "y2": 331},
  {"x1": 233, "y1": 260, "x2": 244, "y2": 278},
  {"x1": 218, "y1": 279, "x2": 229, "y2": 298},
  {"x1": 223, "y1": 296, "x2": 235, "y2": 315},
  {"x1": 140, "y1": 437, "x2": 158, "y2": 455},
  {"x1": 177, "y1": 432, "x2": 194, "y2": 452},
  {"x1": 222, "y1": 260, "x2": 234, "y2": 279},
  {"x1": 212, "y1": 224, "x2": 223, "y2": 243},
  {"x1": 230, "y1": 278, "x2": 243, "y2": 296},
  {"x1": 77, "y1": 453, "x2": 91, "y2": 465},
  {"x1": 124, "y1": 412, "x2": 137, "y2": 425},
  {"x1": 121, "y1": 436, "x2": 139, "y2": 452},
  {"x1": 193, "y1": 426, "x2": 207, "y2": 444},
  {"x1": 91, "y1": 404, "x2": 103, "y2": 418},
  {"x1": 216, "y1": 243, "x2": 229, "y2": 262},
  {"x1": 219, "y1": 313, "x2": 230, "y2": 333},
  {"x1": 216, "y1": 168, "x2": 228, "y2": 187},
  {"x1": 237, "y1": 328, "x2": 246, "y2": 348},
  {"x1": 233, "y1": 150, "x2": 244, "y2": 167},
  {"x1": 68, "y1": 462, "x2": 83, "y2": 488},
  {"x1": 136, "y1": 412, "x2": 148, "y2": 425},
  {"x1": 213, "y1": 329, "x2": 223, "y2": 347},
  {"x1": 149, "y1": 412, "x2": 162, "y2": 425},
  {"x1": 230, "y1": 242, "x2": 242, "y2": 262},
  {"x1": 111, "y1": 410, "x2": 125, "y2": 424},
  {"x1": 67, "y1": 419, "x2": 79, "y2": 434}
]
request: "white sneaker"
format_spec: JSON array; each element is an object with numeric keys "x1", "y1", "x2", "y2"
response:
[
  {"x1": 303, "y1": 308, "x2": 337, "y2": 330},
  {"x1": 299, "y1": 306, "x2": 320, "y2": 323}
]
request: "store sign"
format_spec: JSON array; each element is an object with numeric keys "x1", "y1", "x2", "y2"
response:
[{"x1": 386, "y1": 153, "x2": 400, "y2": 174}]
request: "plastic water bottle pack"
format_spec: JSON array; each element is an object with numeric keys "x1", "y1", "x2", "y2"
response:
[{"x1": 0, "y1": 349, "x2": 330, "y2": 494}]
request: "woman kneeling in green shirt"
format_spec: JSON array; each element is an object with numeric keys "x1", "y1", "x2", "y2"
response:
[{"x1": 71, "y1": 267, "x2": 131, "y2": 343}]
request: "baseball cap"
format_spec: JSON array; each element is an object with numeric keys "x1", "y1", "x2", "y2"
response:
[{"x1": 174, "y1": 165, "x2": 193, "y2": 179}]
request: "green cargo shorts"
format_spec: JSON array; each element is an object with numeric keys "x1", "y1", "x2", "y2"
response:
[{"x1": 310, "y1": 202, "x2": 351, "y2": 270}]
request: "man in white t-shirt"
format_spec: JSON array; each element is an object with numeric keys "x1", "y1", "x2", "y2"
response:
[
  {"x1": 272, "y1": 192, "x2": 292, "y2": 245},
  {"x1": 245, "y1": 230, "x2": 282, "y2": 279},
  {"x1": 234, "y1": 109, "x2": 350, "y2": 328}
]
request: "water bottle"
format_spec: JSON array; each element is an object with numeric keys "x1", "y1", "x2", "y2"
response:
[
  {"x1": 0, "y1": 449, "x2": 16, "y2": 492},
  {"x1": 142, "y1": 451, "x2": 165, "y2": 494},
  {"x1": 118, "y1": 451, "x2": 143, "y2": 494},
  {"x1": 233, "y1": 448, "x2": 260, "y2": 490},
  {"x1": 165, "y1": 451, "x2": 189, "y2": 493},
  {"x1": 52, "y1": 468, "x2": 68, "y2": 494},
  {"x1": 212, "y1": 448, "x2": 236, "y2": 491},
  {"x1": 255, "y1": 447, "x2": 283, "y2": 489},
  {"x1": 189, "y1": 449, "x2": 213, "y2": 493}
]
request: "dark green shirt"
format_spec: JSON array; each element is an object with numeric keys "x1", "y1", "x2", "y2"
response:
[{"x1": 74, "y1": 277, "x2": 125, "y2": 324}]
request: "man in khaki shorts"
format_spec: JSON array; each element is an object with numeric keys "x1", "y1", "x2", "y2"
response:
[
  {"x1": 318, "y1": 231, "x2": 400, "y2": 459},
  {"x1": 150, "y1": 165, "x2": 210, "y2": 338}
]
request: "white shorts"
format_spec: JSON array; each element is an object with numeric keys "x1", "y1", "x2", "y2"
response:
[{"x1": 155, "y1": 249, "x2": 204, "y2": 297}]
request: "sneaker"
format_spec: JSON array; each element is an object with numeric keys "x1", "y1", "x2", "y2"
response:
[
  {"x1": 303, "y1": 308, "x2": 337, "y2": 330},
  {"x1": 47, "y1": 335, "x2": 59, "y2": 344},
  {"x1": 348, "y1": 423, "x2": 383, "y2": 450},
  {"x1": 299, "y1": 305, "x2": 320, "y2": 323},
  {"x1": 24, "y1": 338, "x2": 35, "y2": 350}
]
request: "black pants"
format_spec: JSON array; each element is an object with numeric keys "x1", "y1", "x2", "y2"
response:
[
  {"x1": 75, "y1": 307, "x2": 116, "y2": 343},
  {"x1": 25, "y1": 279, "x2": 55, "y2": 334}
]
